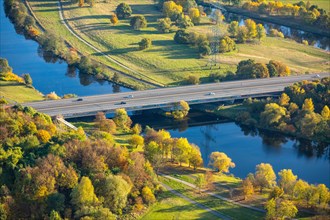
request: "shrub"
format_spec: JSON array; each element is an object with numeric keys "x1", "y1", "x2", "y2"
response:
[
  {"x1": 110, "y1": 14, "x2": 118, "y2": 25},
  {"x1": 138, "y1": 38, "x2": 152, "y2": 50},
  {"x1": 130, "y1": 15, "x2": 147, "y2": 30},
  {"x1": 116, "y1": 3, "x2": 132, "y2": 19},
  {"x1": 174, "y1": 30, "x2": 190, "y2": 44}
]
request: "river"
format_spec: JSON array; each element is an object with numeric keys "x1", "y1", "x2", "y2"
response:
[
  {"x1": 1, "y1": 1, "x2": 329, "y2": 186},
  {"x1": 0, "y1": 1, "x2": 131, "y2": 96}
]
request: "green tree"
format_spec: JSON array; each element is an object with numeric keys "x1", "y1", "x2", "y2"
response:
[
  {"x1": 177, "y1": 14, "x2": 194, "y2": 28},
  {"x1": 71, "y1": 176, "x2": 99, "y2": 209},
  {"x1": 244, "y1": 19, "x2": 257, "y2": 40},
  {"x1": 278, "y1": 169, "x2": 297, "y2": 195},
  {"x1": 194, "y1": 174, "x2": 206, "y2": 193},
  {"x1": 138, "y1": 38, "x2": 152, "y2": 50},
  {"x1": 174, "y1": 29, "x2": 190, "y2": 44},
  {"x1": 256, "y1": 23, "x2": 266, "y2": 41},
  {"x1": 209, "y1": 152, "x2": 235, "y2": 173},
  {"x1": 116, "y1": 3, "x2": 132, "y2": 19},
  {"x1": 228, "y1": 21, "x2": 239, "y2": 37},
  {"x1": 49, "y1": 210, "x2": 62, "y2": 220},
  {"x1": 157, "y1": 18, "x2": 172, "y2": 33},
  {"x1": 251, "y1": 63, "x2": 269, "y2": 78},
  {"x1": 99, "y1": 175, "x2": 131, "y2": 214},
  {"x1": 130, "y1": 15, "x2": 147, "y2": 30},
  {"x1": 254, "y1": 163, "x2": 276, "y2": 192},
  {"x1": 142, "y1": 186, "x2": 156, "y2": 204},
  {"x1": 0, "y1": 58, "x2": 12, "y2": 75},
  {"x1": 23, "y1": 73, "x2": 32, "y2": 86}
]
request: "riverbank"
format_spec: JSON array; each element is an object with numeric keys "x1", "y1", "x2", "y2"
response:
[{"x1": 0, "y1": 80, "x2": 43, "y2": 103}]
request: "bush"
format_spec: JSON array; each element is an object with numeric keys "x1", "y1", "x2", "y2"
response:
[
  {"x1": 187, "y1": 75, "x2": 200, "y2": 84},
  {"x1": 130, "y1": 15, "x2": 147, "y2": 30},
  {"x1": 110, "y1": 14, "x2": 118, "y2": 25},
  {"x1": 157, "y1": 18, "x2": 172, "y2": 33},
  {"x1": 116, "y1": 3, "x2": 132, "y2": 19},
  {"x1": 269, "y1": 29, "x2": 284, "y2": 38},
  {"x1": 219, "y1": 36, "x2": 236, "y2": 53},
  {"x1": 174, "y1": 30, "x2": 190, "y2": 44},
  {"x1": 138, "y1": 38, "x2": 152, "y2": 50}
]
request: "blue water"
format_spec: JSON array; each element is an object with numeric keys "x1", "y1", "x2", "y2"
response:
[
  {"x1": 0, "y1": 1, "x2": 131, "y2": 96},
  {"x1": 169, "y1": 122, "x2": 330, "y2": 186}
]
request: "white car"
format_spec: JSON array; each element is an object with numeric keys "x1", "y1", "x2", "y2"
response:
[
  {"x1": 312, "y1": 74, "x2": 321, "y2": 78},
  {"x1": 125, "y1": 95, "x2": 134, "y2": 98},
  {"x1": 207, "y1": 92, "x2": 215, "y2": 96}
]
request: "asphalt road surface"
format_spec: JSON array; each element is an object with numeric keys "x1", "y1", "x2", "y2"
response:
[{"x1": 24, "y1": 73, "x2": 329, "y2": 118}]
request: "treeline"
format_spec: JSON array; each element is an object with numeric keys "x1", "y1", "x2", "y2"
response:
[
  {"x1": 0, "y1": 103, "x2": 204, "y2": 219},
  {"x1": 242, "y1": 0, "x2": 330, "y2": 30},
  {"x1": 234, "y1": 77, "x2": 329, "y2": 142}
]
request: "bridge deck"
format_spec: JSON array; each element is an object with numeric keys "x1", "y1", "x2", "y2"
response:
[{"x1": 24, "y1": 74, "x2": 329, "y2": 118}]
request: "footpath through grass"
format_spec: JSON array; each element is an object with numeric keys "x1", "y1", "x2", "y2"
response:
[{"x1": 0, "y1": 81, "x2": 44, "y2": 103}]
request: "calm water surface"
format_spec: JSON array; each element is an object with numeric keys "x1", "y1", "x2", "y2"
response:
[{"x1": 0, "y1": 1, "x2": 131, "y2": 96}]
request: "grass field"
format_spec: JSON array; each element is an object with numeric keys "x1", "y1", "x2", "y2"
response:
[
  {"x1": 0, "y1": 81, "x2": 44, "y2": 103},
  {"x1": 279, "y1": 0, "x2": 330, "y2": 11},
  {"x1": 141, "y1": 190, "x2": 219, "y2": 219},
  {"x1": 28, "y1": 0, "x2": 330, "y2": 87}
]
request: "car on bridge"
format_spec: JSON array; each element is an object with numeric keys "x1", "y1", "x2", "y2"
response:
[
  {"x1": 207, "y1": 92, "x2": 215, "y2": 96},
  {"x1": 76, "y1": 98, "x2": 83, "y2": 101},
  {"x1": 125, "y1": 95, "x2": 134, "y2": 98}
]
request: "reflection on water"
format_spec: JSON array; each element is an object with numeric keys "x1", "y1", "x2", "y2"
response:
[{"x1": 132, "y1": 110, "x2": 330, "y2": 185}]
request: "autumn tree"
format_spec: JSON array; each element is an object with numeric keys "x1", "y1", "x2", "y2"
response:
[
  {"x1": 209, "y1": 152, "x2": 235, "y2": 174},
  {"x1": 130, "y1": 15, "x2": 147, "y2": 30},
  {"x1": 228, "y1": 21, "x2": 239, "y2": 37},
  {"x1": 254, "y1": 163, "x2": 276, "y2": 192},
  {"x1": 78, "y1": 0, "x2": 84, "y2": 7},
  {"x1": 187, "y1": 75, "x2": 200, "y2": 84},
  {"x1": 244, "y1": 19, "x2": 257, "y2": 40},
  {"x1": 188, "y1": 8, "x2": 200, "y2": 24},
  {"x1": 260, "y1": 103, "x2": 287, "y2": 128},
  {"x1": 163, "y1": 1, "x2": 183, "y2": 20},
  {"x1": 219, "y1": 36, "x2": 236, "y2": 53},
  {"x1": 157, "y1": 17, "x2": 172, "y2": 33},
  {"x1": 0, "y1": 58, "x2": 12, "y2": 75},
  {"x1": 278, "y1": 93, "x2": 290, "y2": 106},
  {"x1": 131, "y1": 123, "x2": 142, "y2": 134},
  {"x1": 278, "y1": 169, "x2": 297, "y2": 195},
  {"x1": 237, "y1": 26, "x2": 249, "y2": 43},
  {"x1": 142, "y1": 186, "x2": 156, "y2": 204},
  {"x1": 188, "y1": 144, "x2": 203, "y2": 170},
  {"x1": 129, "y1": 134, "x2": 144, "y2": 148},
  {"x1": 172, "y1": 100, "x2": 190, "y2": 119},
  {"x1": 242, "y1": 178, "x2": 254, "y2": 199},
  {"x1": 265, "y1": 199, "x2": 298, "y2": 220},
  {"x1": 116, "y1": 3, "x2": 132, "y2": 19},
  {"x1": 205, "y1": 171, "x2": 215, "y2": 190},
  {"x1": 302, "y1": 98, "x2": 314, "y2": 112},
  {"x1": 173, "y1": 138, "x2": 191, "y2": 165},
  {"x1": 177, "y1": 14, "x2": 194, "y2": 28},
  {"x1": 110, "y1": 14, "x2": 118, "y2": 25},
  {"x1": 321, "y1": 105, "x2": 329, "y2": 120},
  {"x1": 94, "y1": 112, "x2": 116, "y2": 133}
]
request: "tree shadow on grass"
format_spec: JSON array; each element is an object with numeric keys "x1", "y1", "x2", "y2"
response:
[
  {"x1": 66, "y1": 14, "x2": 111, "y2": 21},
  {"x1": 91, "y1": 46, "x2": 138, "y2": 56}
]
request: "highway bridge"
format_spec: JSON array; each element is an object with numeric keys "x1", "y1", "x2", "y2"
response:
[{"x1": 24, "y1": 73, "x2": 329, "y2": 118}]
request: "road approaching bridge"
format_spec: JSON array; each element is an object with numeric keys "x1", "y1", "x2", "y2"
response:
[{"x1": 24, "y1": 73, "x2": 328, "y2": 118}]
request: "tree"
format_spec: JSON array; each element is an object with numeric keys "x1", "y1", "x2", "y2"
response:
[
  {"x1": 177, "y1": 14, "x2": 194, "y2": 28},
  {"x1": 138, "y1": 38, "x2": 152, "y2": 50},
  {"x1": 268, "y1": 60, "x2": 290, "y2": 76},
  {"x1": 187, "y1": 75, "x2": 200, "y2": 84},
  {"x1": 131, "y1": 123, "x2": 142, "y2": 134},
  {"x1": 260, "y1": 103, "x2": 287, "y2": 128},
  {"x1": 302, "y1": 98, "x2": 314, "y2": 112},
  {"x1": 209, "y1": 152, "x2": 235, "y2": 173},
  {"x1": 173, "y1": 138, "x2": 191, "y2": 165},
  {"x1": 195, "y1": 174, "x2": 206, "y2": 193},
  {"x1": 213, "y1": 9, "x2": 224, "y2": 24},
  {"x1": 278, "y1": 169, "x2": 297, "y2": 195},
  {"x1": 98, "y1": 175, "x2": 131, "y2": 214},
  {"x1": 198, "y1": 42, "x2": 211, "y2": 56},
  {"x1": 242, "y1": 178, "x2": 254, "y2": 199},
  {"x1": 174, "y1": 29, "x2": 190, "y2": 44},
  {"x1": 112, "y1": 72, "x2": 120, "y2": 83},
  {"x1": 23, "y1": 73, "x2": 32, "y2": 86},
  {"x1": 265, "y1": 198, "x2": 276, "y2": 220},
  {"x1": 237, "y1": 26, "x2": 249, "y2": 43},
  {"x1": 269, "y1": 186, "x2": 284, "y2": 199},
  {"x1": 172, "y1": 100, "x2": 190, "y2": 119},
  {"x1": 298, "y1": 112, "x2": 322, "y2": 137},
  {"x1": 163, "y1": 1, "x2": 183, "y2": 20},
  {"x1": 130, "y1": 15, "x2": 147, "y2": 30},
  {"x1": 228, "y1": 21, "x2": 239, "y2": 37},
  {"x1": 251, "y1": 63, "x2": 269, "y2": 78},
  {"x1": 113, "y1": 108, "x2": 132, "y2": 131},
  {"x1": 49, "y1": 210, "x2": 62, "y2": 220},
  {"x1": 293, "y1": 179, "x2": 309, "y2": 201},
  {"x1": 256, "y1": 24, "x2": 266, "y2": 41},
  {"x1": 321, "y1": 105, "x2": 329, "y2": 120},
  {"x1": 116, "y1": 3, "x2": 132, "y2": 19},
  {"x1": 278, "y1": 93, "x2": 290, "y2": 106},
  {"x1": 254, "y1": 163, "x2": 276, "y2": 192},
  {"x1": 71, "y1": 176, "x2": 99, "y2": 209},
  {"x1": 142, "y1": 186, "x2": 156, "y2": 204},
  {"x1": 315, "y1": 184, "x2": 330, "y2": 206},
  {"x1": 37, "y1": 129, "x2": 51, "y2": 143},
  {"x1": 78, "y1": 0, "x2": 84, "y2": 7},
  {"x1": 205, "y1": 171, "x2": 215, "y2": 190},
  {"x1": 0, "y1": 58, "x2": 12, "y2": 75},
  {"x1": 129, "y1": 135, "x2": 144, "y2": 148},
  {"x1": 188, "y1": 8, "x2": 200, "y2": 24},
  {"x1": 277, "y1": 200, "x2": 298, "y2": 219},
  {"x1": 110, "y1": 14, "x2": 118, "y2": 25},
  {"x1": 219, "y1": 36, "x2": 236, "y2": 53},
  {"x1": 158, "y1": 18, "x2": 172, "y2": 33},
  {"x1": 188, "y1": 144, "x2": 203, "y2": 170},
  {"x1": 244, "y1": 19, "x2": 257, "y2": 40}
]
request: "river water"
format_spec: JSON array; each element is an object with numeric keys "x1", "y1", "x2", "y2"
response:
[
  {"x1": 0, "y1": 1, "x2": 131, "y2": 96},
  {"x1": 1, "y1": 1, "x2": 329, "y2": 186}
]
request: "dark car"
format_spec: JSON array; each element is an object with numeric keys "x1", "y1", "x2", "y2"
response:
[
  {"x1": 77, "y1": 98, "x2": 83, "y2": 101},
  {"x1": 120, "y1": 101, "x2": 126, "y2": 104}
]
